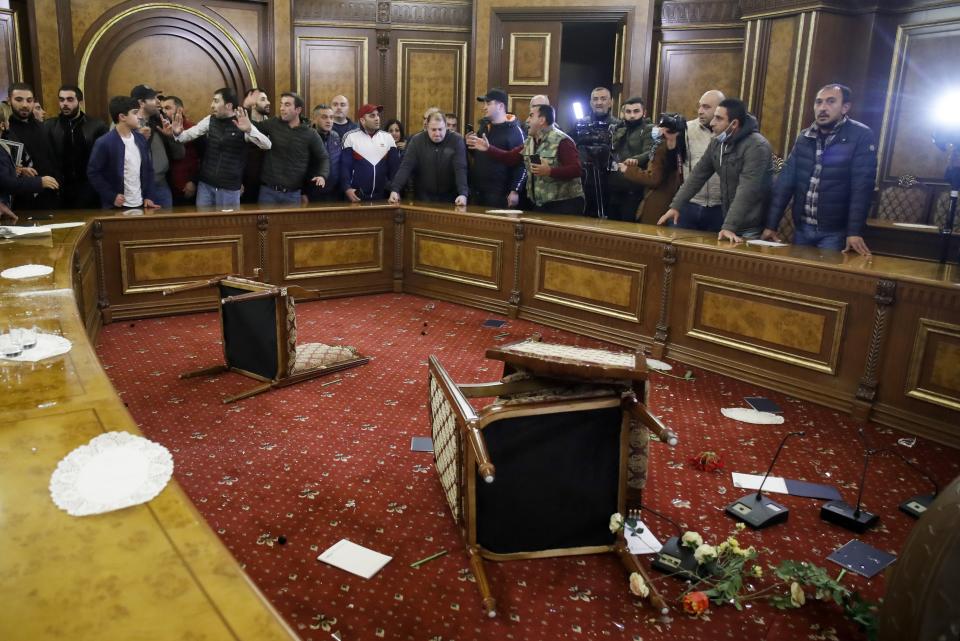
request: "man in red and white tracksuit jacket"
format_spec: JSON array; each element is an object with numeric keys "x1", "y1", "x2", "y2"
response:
[{"x1": 340, "y1": 103, "x2": 400, "y2": 201}]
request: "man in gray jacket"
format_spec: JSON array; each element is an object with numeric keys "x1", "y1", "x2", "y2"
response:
[
  {"x1": 388, "y1": 112, "x2": 468, "y2": 205},
  {"x1": 659, "y1": 98, "x2": 772, "y2": 242}
]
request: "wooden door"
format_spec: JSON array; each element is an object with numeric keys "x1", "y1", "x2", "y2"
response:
[{"x1": 493, "y1": 20, "x2": 562, "y2": 123}]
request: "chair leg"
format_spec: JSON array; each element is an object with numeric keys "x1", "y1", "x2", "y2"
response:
[
  {"x1": 180, "y1": 364, "x2": 228, "y2": 380},
  {"x1": 222, "y1": 382, "x2": 274, "y2": 404},
  {"x1": 614, "y1": 539, "x2": 669, "y2": 615},
  {"x1": 467, "y1": 546, "x2": 497, "y2": 618}
]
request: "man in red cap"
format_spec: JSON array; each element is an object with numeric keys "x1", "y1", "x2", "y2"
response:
[{"x1": 340, "y1": 103, "x2": 399, "y2": 201}]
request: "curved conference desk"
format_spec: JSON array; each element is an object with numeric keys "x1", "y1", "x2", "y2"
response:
[{"x1": 1, "y1": 202, "x2": 958, "y2": 639}]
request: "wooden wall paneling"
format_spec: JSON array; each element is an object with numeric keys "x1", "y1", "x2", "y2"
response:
[
  {"x1": 28, "y1": 0, "x2": 60, "y2": 111},
  {"x1": 402, "y1": 210, "x2": 517, "y2": 316},
  {"x1": 473, "y1": 0, "x2": 655, "y2": 126},
  {"x1": 754, "y1": 14, "x2": 802, "y2": 155},
  {"x1": 396, "y1": 37, "x2": 467, "y2": 128},
  {"x1": 0, "y1": 6, "x2": 23, "y2": 100},
  {"x1": 651, "y1": 36, "x2": 744, "y2": 120},
  {"x1": 496, "y1": 20, "x2": 561, "y2": 117},
  {"x1": 295, "y1": 29, "x2": 370, "y2": 117},
  {"x1": 872, "y1": 281, "x2": 960, "y2": 445},
  {"x1": 518, "y1": 222, "x2": 666, "y2": 347},
  {"x1": 877, "y1": 19, "x2": 960, "y2": 185},
  {"x1": 664, "y1": 242, "x2": 879, "y2": 413},
  {"x1": 76, "y1": 5, "x2": 262, "y2": 122}
]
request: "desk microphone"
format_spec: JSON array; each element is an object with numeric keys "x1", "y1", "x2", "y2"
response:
[
  {"x1": 875, "y1": 447, "x2": 939, "y2": 519},
  {"x1": 726, "y1": 430, "x2": 805, "y2": 529},
  {"x1": 820, "y1": 446, "x2": 879, "y2": 533}
]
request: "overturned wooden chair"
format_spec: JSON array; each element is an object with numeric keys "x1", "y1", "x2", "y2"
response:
[
  {"x1": 427, "y1": 336, "x2": 677, "y2": 617},
  {"x1": 163, "y1": 275, "x2": 369, "y2": 403}
]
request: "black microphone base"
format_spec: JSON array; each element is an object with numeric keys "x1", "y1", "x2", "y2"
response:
[
  {"x1": 726, "y1": 493, "x2": 789, "y2": 529},
  {"x1": 820, "y1": 500, "x2": 879, "y2": 532},
  {"x1": 899, "y1": 494, "x2": 935, "y2": 519},
  {"x1": 651, "y1": 536, "x2": 710, "y2": 581}
]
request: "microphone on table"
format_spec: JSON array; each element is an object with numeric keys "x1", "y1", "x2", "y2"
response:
[
  {"x1": 725, "y1": 430, "x2": 805, "y2": 529},
  {"x1": 820, "y1": 445, "x2": 880, "y2": 533},
  {"x1": 865, "y1": 446, "x2": 939, "y2": 519}
]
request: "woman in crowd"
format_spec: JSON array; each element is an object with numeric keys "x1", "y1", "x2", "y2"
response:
[
  {"x1": 384, "y1": 119, "x2": 406, "y2": 156},
  {"x1": 616, "y1": 113, "x2": 688, "y2": 225}
]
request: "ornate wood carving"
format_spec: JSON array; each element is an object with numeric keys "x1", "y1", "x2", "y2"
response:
[
  {"x1": 92, "y1": 220, "x2": 110, "y2": 314},
  {"x1": 377, "y1": 0, "x2": 390, "y2": 24},
  {"x1": 257, "y1": 214, "x2": 269, "y2": 281},
  {"x1": 391, "y1": 2, "x2": 471, "y2": 29},
  {"x1": 510, "y1": 222, "x2": 524, "y2": 310},
  {"x1": 660, "y1": 0, "x2": 740, "y2": 26},
  {"x1": 393, "y1": 208, "x2": 405, "y2": 290},
  {"x1": 294, "y1": 0, "x2": 379, "y2": 22},
  {"x1": 856, "y1": 279, "x2": 896, "y2": 403},
  {"x1": 653, "y1": 245, "x2": 677, "y2": 356},
  {"x1": 739, "y1": 0, "x2": 876, "y2": 16}
]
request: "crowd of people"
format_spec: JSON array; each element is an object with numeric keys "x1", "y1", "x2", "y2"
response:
[{"x1": 0, "y1": 80, "x2": 877, "y2": 255}]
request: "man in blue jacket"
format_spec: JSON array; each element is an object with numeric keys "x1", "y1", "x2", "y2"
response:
[
  {"x1": 763, "y1": 84, "x2": 878, "y2": 255},
  {"x1": 86, "y1": 96, "x2": 159, "y2": 209},
  {"x1": 340, "y1": 104, "x2": 399, "y2": 201}
]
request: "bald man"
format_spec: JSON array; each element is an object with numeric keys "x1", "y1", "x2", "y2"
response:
[
  {"x1": 676, "y1": 89, "x2": 725, "y2": 231},
  {"x1": 530, "y1": 95, "x2": 550, "y2": 108},
  {"x1": 330, "y1": 95, "x2": 359, "y2": 139}
]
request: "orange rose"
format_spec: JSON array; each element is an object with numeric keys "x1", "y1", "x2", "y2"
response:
[{"x1": 682, "y1": 591, "x2": 709, "y2": 616}]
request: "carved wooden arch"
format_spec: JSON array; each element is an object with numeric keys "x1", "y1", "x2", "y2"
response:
[{"x1": 75, "y1": 2, "x2": 260, "y2": 120}]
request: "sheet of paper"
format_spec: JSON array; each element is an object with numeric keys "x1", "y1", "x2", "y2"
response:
[
  {"x1": 625, "y1": 519, "x2": 662, "y2": 555},
  {"x1": 827, "y1": 539, "x2": 896, "y2": 578},
  {"x1": 0, "y1": 225, "x2": 52, "y2": 239},
  {"x1": 746, "y1": 239, "x2": 788, "y2": 247},
  {"x1": 410, "y1": 436, "x2": 433, "y2": 452},
  {"x1": 318, "y1": 539, "x2": 392, "y2": 579},
  {"x1": 40, "y1": 221, "x2": 86, "y2": 230},
  {"x1": 892, "y1": 222, "x2": 936, "y2": 230},
  {"x1": 732, "y1": 472, "x2": 789, "y2": 495}
]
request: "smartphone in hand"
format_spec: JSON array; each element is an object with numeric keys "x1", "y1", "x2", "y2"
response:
[{"x1": 529, "y1": 154, "x2": 541, "y2": 165}]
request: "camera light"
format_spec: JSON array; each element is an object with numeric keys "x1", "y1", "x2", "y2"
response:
[
  {"x1": 933, "y1": 90, "x2": 960, "y2": 125},
  {"x1": 572, "y1": 102, "x2": 584, "y2": 121}
]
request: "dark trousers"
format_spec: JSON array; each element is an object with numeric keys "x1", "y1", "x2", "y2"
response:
[
  {"x1": 678, "y1": 202, "x2": 724, "y2": 232},
  {"x1": 607, "y1": 189, "x2": 644, "y2": 221},
  {"x1": 15, "y1": 189, "x2": 60, "y2": 211},
  {"x1": 472, "y1": 188, "x2": 510, "y2": 208},
  {"x1": 537, "y1": 196, "x2": 585, "y2": 216}
]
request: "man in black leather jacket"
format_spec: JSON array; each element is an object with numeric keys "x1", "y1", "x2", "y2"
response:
[{"x1": 43, "y1": 85, "x2": 108, "y2": 209}]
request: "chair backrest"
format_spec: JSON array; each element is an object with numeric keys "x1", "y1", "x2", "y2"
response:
[
  {"x1": 428, "y1": 355, "x2": 629, "y2": 557},
  {"x1": 218, "y1": 276, "x2": 293, "y2": 381},
  {"x1": 873, "y1": 175, "x2": 932, "y2": 224}
]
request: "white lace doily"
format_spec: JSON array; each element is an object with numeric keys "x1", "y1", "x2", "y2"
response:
[
  {"x1": 645, "y1": 358, "x2": 673, "y2": 371},
  {"x1": 50, "y1": 432, "x2": 174, "y2": 516},
  {"x1": 0, "y1": 333, "x2": 71, "y2": 362},
  {"x1": 721, "y1": 407, "x2": 785, "y2": 425},
  {"x1": 1, "y1": 264, "x2": 53, "y2": 279}
]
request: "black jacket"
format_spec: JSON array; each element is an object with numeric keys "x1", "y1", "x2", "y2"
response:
[
  {"x1": 766, "y1": 118, "x2": 877, "y2": 236},
  {"x1": 469, "y1": 120, "x2": 525, "y2": 205},
  {"x1": 43, "y1": 112, "x2": 109, "y2": 184},
  {"x1": 258, "y1": 118, "x2": 330, "y2": 190},
  {"x1": 198, "y1": 117, "x2": 252, "y2": 190},
  {"x1": 4, "y1": 115, "x2": 61, "y2": 180},
  {"x1": 389, "y1": 130, "x2": 468, "y2": 200},
  {"x1": 0, "y1": 143, "x2": 42, "y2": 204}
]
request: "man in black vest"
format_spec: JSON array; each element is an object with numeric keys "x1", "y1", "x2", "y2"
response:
[
  {"x1": 43, "y1": 84, "x2": 108, "y2": 209},
  {"x1": 171, "y1": 87, "x2": 271, "y2": 208}
]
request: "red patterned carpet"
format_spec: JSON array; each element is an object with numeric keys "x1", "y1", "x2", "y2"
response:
[{"x1": 96, "y1": 293, "x2": 958, "y2": 641}]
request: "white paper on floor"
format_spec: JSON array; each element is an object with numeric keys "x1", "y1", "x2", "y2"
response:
[
  {"x1": 721, "y1": 407, "x2": 785, "y2": 424},
  {"x1": 645, "y1": 358, "x2": 672, "y2": 371}
]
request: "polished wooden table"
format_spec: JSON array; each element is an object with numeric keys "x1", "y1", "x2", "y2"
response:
[{"x1": 1, "y1": 202, "x2": 958, "y2": 639}]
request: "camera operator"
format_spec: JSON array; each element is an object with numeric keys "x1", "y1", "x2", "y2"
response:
[
  {"x1": 614, "y1": 113, "x2": 687, "y2": 224},
  {"x1": 606, "y1": 96, "x2": 655, "y2": 221},
  {"x1": 469, "y1": 104, "x2": 584, "y2": 215},
  {"x1": 573, "y1": 86, "x2": 620, "y2": 218},
  {"x1": 466, "y1": 89, "x2": 525, "y2": 207}
]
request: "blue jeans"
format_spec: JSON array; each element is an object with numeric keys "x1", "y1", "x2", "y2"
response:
[
  {"x1": 196, "y1": 181, "x2": 242, "y2": 208},
  {"x1": 677, "y1": 202, "x2": 724, "y2": 231},
  {"x1": 793, "y1": 222, "x2": 845, "y2": 250},
  {"x1": 258, "y1": 185, "x2": 302, "y2": 205},
  {"x1": 151, "y1": 179, "x2": 173, "y2": 208}
]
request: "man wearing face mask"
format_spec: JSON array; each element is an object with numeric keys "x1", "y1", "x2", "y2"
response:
[
  {"x1": 658, "y1": 98, "x2": 772, "y2": 242},
  {"x1": 606, "y1": 96, "x2": 655, "y2": 221},
  {"x1": 762, "y1": 84, "x2": 877, "y2": 255},
  {"x1": 676, "y1": 90, "x2": 725, "y2": 231}
]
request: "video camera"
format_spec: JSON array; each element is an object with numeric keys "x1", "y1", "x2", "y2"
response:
[
  {"x1": 574, "y1": 118, "x2": 613, "y2": 147},
  {"x1": 656, "y1": 113, "x2": 687, "y2": 134}
]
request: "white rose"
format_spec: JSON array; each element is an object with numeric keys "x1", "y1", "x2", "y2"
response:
[
  {"x1": 790, "y1": 582, "x2": 806, "y2": 607},
  {"x1": 629, "y1": 572, "x2": 650, "y2": 598},
  {"x1": 693, "y1": 543, "x2": 717, "y2": 564},
  {"x1": 681, "y1": 531, "x2": 703, "y2": 548},
  {"x1": 609, "y1": 513, "x2": 624, "y2": 533}
]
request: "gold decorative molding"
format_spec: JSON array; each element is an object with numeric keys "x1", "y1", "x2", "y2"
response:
[
  {"x1": 282, "y1": 229, "x2": 384, "y2": 280},
  {"x1": 533, "y1": 248, "x2": 645, "y2": 323},
  {"x1": 77, "y1": 3, "x2": 258, "y2": 93},
  {"x1": 905, "y1": 318, "x2": 960, "y2": 411},
  {"x1": 119, "y1": 236, "x2": 243, "y2": 294},
  {"x1": 412, "y1": 229, "x2": 503, "y2": 290},
  {"x1": 508, "y1": 32, "x2": 551, "y2": 86},
  {"x1": 685, "y1": 275, "x2": 847, "y2": 374},
  {"x1": 295, "y1": 35, "x2": 369, "y2": 104}
]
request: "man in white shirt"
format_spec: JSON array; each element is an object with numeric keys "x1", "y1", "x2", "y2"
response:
[
  {"x1": 86, "y1": 96, "x2": 159, "y2": 209},
  {"x1": 170, "y1": 87, "x2": 272, "y2": 208}
]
